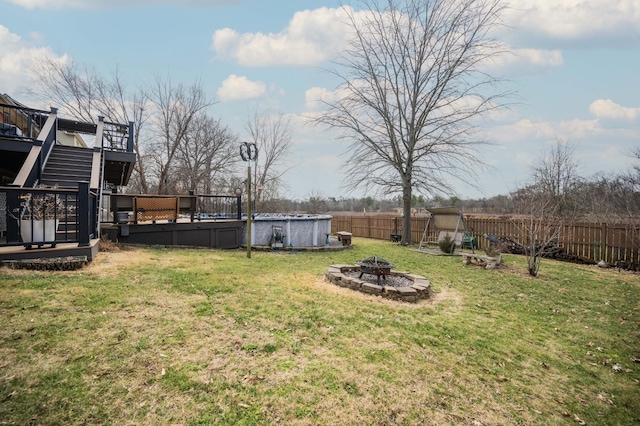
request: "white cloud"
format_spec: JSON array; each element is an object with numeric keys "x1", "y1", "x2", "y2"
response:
[
  {"x1": 217, "y1": 74, "x2": 266, "y2": 101},
  {"x1": 490, "y1": 118, "x2": 555, "y2": 143},
  {"x1": 0, "y1": 25, "x2": 69, "y2": 94},
  {"x1": 589, "y1": 99, "x2": 640, "y2": 121},
  {"x1": 490, "y1": 117, "x2": 603, "y2": 145},
  {"x1": 209, "y1": 3, "x2": 583, "y2": 77},
  {"x1": 486, "y1": 47, "x2": 563, "y2": 76},
  {"x1": 512, "y1": 48, "x2": 563, "y2": 67},
  {"x1": 304, "y1": 86, "x2": 344, "y2": 110},
  {"x1": 5, "y1": 0, "x2": 240, "y2": 8},
  {"x1": 212, "y1": 5, "x2": 569, "y2": 76},
  {"x1": 212, "y1": 7, "x2": 356, "y2": 67},
  {"x1": 505, "y1": 0, "x2": 640, "y2": 48},
  {"x1": 471, "y1": 111, "x2": 638, "y2": 197}
]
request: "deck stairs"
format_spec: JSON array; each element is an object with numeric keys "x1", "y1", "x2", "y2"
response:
[
  {"x1": 41, "y1": 145, "x2": 94, "y2": 188},
  {"x1": 40, "y1": 145, "x2": 102, "y2": 242}
]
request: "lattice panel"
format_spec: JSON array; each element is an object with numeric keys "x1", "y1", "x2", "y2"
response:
[{"x1": 134, "y1": 197, "x2": 178, "y2": 222}]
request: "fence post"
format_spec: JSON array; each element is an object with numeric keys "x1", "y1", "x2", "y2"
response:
[{"x1": 602, "y1": 222, "x2": 608, "y2": 263}]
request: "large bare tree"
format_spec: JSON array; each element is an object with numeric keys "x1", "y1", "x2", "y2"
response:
[
  {"x1": 147, "y1": 76, "x2": 215, "y2": 194},
  {"x1": 312, "y1": 0, "x2": 508, "y2": 243},
  {"x1": 245, "y1": 109, "x2": 293, "y2": 211}
]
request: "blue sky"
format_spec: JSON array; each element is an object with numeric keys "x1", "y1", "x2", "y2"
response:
[{"x1": 1, "y1": 0, "x2": 639, "y2": 200}]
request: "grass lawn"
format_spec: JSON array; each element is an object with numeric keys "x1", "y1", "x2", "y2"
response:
[{"x1": 0, "y1": 238, "x2": 638, "y2": 425}]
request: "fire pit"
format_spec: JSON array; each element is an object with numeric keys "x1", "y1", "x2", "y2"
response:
[
  {"x1": 357, "y1": 256, "x2": 395, "y2": 285},
  {"x1": 325, "y1": 263, "x2": 431, "y2": 302}
]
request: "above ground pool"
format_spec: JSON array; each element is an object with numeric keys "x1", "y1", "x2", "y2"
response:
[{"x1": 247, "y1": 214, "x2": 332, "y2": 247}]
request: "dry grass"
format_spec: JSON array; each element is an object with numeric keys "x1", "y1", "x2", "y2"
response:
[{"x1": 0, "y1": 239, "x2": 638, "y2": 425}]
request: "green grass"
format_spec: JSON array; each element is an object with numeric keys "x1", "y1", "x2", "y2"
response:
[{"x1": 0, "y1": 238, "x2": 638, "y2": 425}]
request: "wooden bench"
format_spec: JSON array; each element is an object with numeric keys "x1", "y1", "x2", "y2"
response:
[
  {"x1": 460, "y1": 252, "x2": 502, "y2": 269},
  {"x1": 336, "y1": 231, "x2": 352, "y2": 246}
]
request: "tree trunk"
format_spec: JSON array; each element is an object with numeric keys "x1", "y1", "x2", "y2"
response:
[{"x1": 402, "y1": 184, "x2": 412, "y2": 244}]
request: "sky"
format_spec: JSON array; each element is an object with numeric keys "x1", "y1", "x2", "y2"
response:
[{"x1": 1, "y1": 0, "x2": 639, "y2": 201}]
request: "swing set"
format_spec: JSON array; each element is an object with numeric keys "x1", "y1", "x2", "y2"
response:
[{"x1": 418, "y1": 207, "x2": 477, "y2": 253}]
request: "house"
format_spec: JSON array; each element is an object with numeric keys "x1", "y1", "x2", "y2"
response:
[
  {"x1": 1, "y1": 95, "x2": 244, "y2": 264},
  {"x1": 0, "y1": 94, "x2": 136, "y2": 261}
]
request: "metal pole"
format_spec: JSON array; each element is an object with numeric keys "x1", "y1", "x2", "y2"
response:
[
  {"x1": 240, "y1": 141, "x2": 257, "y2": 259},
  {"x1": 246, "y1": 164, "x2": 252, "y2": 259}
]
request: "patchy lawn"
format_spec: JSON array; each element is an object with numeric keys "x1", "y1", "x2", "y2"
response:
[{"x1": 1, "y1": 239, "x2": 638, "y2": 425}]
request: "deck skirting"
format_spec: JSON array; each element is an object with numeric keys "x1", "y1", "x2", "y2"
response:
[{"x1": 100, "y1": 220, "x2": 243, "y2": 249}]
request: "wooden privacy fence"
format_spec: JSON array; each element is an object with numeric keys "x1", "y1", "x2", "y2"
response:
[{"x1": 331, "y1": 215, "x2": 640, "y2": 267}]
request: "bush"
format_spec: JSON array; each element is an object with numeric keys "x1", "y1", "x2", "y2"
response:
[{"x1": 438, "y1": 234, "x2": 455, "y2": 254}]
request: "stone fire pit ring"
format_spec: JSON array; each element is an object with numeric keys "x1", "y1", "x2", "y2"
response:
[{"x1": 326, "y1": 264, "x2": 430, "y2": 303}]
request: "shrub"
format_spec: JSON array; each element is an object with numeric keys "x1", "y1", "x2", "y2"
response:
[{"x1": 438, "y1": 234, "x2": 455, "y2": 254}]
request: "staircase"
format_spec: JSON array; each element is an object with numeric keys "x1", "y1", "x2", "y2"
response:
[
  {"x1": 41, "y1": 145, "x2": 94, "y2": 188},
  {"x1": 40, "y1": 145, "x2": 99, "y2": 242}
]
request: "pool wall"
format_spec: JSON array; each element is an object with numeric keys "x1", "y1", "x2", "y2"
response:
[{"x1": 246, "y1": 214, "x2": 332, "y2": 247}]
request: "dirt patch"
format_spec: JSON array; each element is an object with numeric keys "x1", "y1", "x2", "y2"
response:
[{"x1": 83, "y1": 250, "x2": 154, "y2": 277}]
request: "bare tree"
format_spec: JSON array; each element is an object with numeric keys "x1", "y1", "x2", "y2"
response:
[
  {"x1": 306, "y1": 189, "x2": 328, "y2": 214},
  {"x1": 27, "y1": 60, "x2": 245, "y2": 197},
  {"x1": 531, "y1": 138, "x2": 583, "y2": 220},
  {"x1": 28, "y1": 58, "x2": 153, "y2": 193},
  {"x1": 311, "y1": 0, "x2": 508, "y2": 243},
  {"x1": 29, "y1": 58, "x2": 139, "y2": 125},
  {"x1": 125, "y1": 90, "x2": 153, "y2": 194},
  {"x1": 147, "y1": 76, "x2": 215, "y2": 194},
  {"x1": 245, "y1": 109, "x2": 293, "y2": 211},
  {"x1": 28, "y1": 58, "x2": 100, "y2": 122},
  {"x1": 613, "y1": 147, "x2": 640, "y2": 268},
  {"x1": 511, "y1": 185, "x2": 561, "y2": 276},
  {"x1": 174, "y1": 114, "x2": 239, "y2": 194},
  {"x1": 512, "y1": 139, "x2": 583, "y2": 276}
]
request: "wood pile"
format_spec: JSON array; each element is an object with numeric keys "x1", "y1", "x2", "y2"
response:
[{"x1": 493, "y1": 238, "x2": 593, "y2": 265}]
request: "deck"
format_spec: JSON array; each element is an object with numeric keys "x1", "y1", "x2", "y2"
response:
[
  {"x1": 0, "y1": 218, "x2": 243, "y2": 263},
  {"x1": 0, "y1": 238, "x2": 100, "y2": 262},
  {"x1": 100, "y1": 218, "x2": 244, "y2": 249},
  {"x1": 1, "y1": 189, "x2": 244, "y2": 263}
]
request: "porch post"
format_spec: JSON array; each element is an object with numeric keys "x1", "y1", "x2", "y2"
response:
[
  {"x1": 5, "y1": 186, "x2": 20, "y2": 243},
  {"x1": 128, "y1": 121, "x2": 134, "y2": 152},
  {"x1": 78, "y1": 181, "x2": 90, "y2": 247}
]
